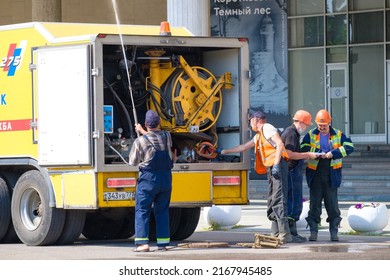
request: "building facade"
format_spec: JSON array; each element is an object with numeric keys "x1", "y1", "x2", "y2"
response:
[{"x1": 289, "y1": 0, "x2": 390, "y2": 144}]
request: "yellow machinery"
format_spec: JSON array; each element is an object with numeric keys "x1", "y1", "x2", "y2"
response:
[{"x1": 146, "y1": 51, "x2": 232, "y2": 133}]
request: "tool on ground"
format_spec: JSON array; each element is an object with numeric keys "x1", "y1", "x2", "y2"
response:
[{"x1": 237, "y1": 233, "x2": 282, "y2": 249}]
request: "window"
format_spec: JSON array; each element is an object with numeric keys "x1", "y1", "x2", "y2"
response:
[
  {"x1": 289, "y1": 17, "x2": 324, "y2": 48},
  {"x1": 326, "y1": 0, "x2": 347, "y2": 13},
  {"x1": 386, "y1": 11, "x2": 390, "y2": 41},
  {"x1": 289, "y1": 49, "x2": 325, "y2": 119},
  {"x1": 349, "y1": 0, "x2": 384, "y2": 11},
  {"x1": 327, "y1": 47, "x2": 347, "y2": 63},
  {"x1": 327, "y1": 14, "x2": 347, "y2": 45},
  {"x1": 289, "y1": 0, "x2": 324, "y2": 16},
  {"x1": 350, "y1": 45, "x2": 384, "y2": 134},
  {"x1": 349, "y1": 12, "x2": 383, "y2": 44}
]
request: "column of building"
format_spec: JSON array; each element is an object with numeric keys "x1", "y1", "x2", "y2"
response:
[{"x1": 167, "y1": 0, "x2": 209, "y2": 36}]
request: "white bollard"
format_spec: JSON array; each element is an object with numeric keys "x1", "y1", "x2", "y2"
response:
[
  {"x1": 296, "y1": 201, "x2": 310, "y2": 230},
  {"x1": 347, "y1": 203, "x2": 389, "y2": 233},
  {"x1": 203, "y1": 205, "x2": 242, "y2": 229}
]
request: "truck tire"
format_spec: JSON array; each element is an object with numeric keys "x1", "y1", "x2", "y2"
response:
[
  {"x1": 0, "y1": 177, "x2": 21, "y2": 243},
  {"x1": 0, "y1": 223, "x2": 21, "y2": 244},
  {"x1": 171, "y1": 207, "x2": 201, "y2": 240},
  {"x1": 148, "y1": 207, "x2": 182, "y2": 241},
  {"x1": 56, "y1": 210, "x2": 86, "y2": 245},
  {"x1": 0, "y1": 177, "x2": 11, "y2": 241},
  {"x1": 82, "y1": 208, "x2": 131, "y2": 240},
  {"x1": 115, "y1": 208, "x2": 135, "y2": 239},
  {"x1": 11, "y1": 170, "x2": 66, "y2": 246}
]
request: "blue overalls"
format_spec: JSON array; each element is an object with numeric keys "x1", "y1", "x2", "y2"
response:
[{"x1": 134, "y1": 134, "x2": 173, "y2": 248}]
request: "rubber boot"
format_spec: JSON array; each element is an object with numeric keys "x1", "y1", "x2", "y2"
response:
[
  {"x1": 288, "y1": 219, "x2": 307, "y2": 242},
  {"x1": 270, "y1": 220, "x2": 279, "y2": 237},
  {"x1": 276, "y1": 217, "x2": 290, "y2": 243},
  {"x1": 329, "y1": 217, "x2": 342, "y2": 242},
  {"x1": 306, "y1": 217, "x2": 318, "y2": 241},
  {"x1": 277, "y1": 217, "x2": 304, "y2": 243}
]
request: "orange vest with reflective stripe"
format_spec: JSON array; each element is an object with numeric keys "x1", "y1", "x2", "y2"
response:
[{"x1": 255, "y1": 128, "x2": 288, "y2": 167}]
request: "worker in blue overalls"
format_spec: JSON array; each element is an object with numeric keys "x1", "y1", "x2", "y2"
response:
[{"x1": 129, "y1": 110, "x2": 174, "y2": 252}]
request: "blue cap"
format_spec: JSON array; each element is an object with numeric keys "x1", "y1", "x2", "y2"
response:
[
  {"x1": 251, "y1": 111, "x2": 266, "y2": 119},
  {"x1": 145, "y1": 110, "x2": 160, "y2": 128}
]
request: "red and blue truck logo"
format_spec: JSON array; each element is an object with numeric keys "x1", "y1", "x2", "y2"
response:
[{"x1": 1, "y1": 40, "x2": 27, "y2": 76}]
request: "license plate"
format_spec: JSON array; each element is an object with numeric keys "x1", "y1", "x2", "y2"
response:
[{"x1": 103, "y1": 191, "x2": 135, "y2": 201}]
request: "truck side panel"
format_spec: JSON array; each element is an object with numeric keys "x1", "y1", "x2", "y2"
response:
[{"x1": 0, "y1": 26, "x2": 48, "y2": 157}]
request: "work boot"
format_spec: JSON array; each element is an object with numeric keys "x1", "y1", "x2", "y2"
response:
[
  {"x1": 276, "y1": 217, "x2": 290, "y2": 243},
  {"x1": 309, "y1": 231, "x2": 318, "y2": 241},
  {"x1": 306, "y1": 217, "x2": 318, "y2": 241},
  {"x1": 288, "y1": 218, "x2": 307, "y2": 242},
  {"x1": 270, "y1": 220, "x2": 279, "y2": 237},
  {"x1": 329, "y1": 217, "x2": 342, "y2": 242},
  {"x1": 277, "y1": 217, "x2": 305, "y2": 243}
]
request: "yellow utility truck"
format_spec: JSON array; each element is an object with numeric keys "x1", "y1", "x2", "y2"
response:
[{"x1": 0, "y1": 22, "x2": 251, "y2": 246}]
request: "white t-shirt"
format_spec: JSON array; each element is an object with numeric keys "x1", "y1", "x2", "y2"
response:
[{"x1": 253, "y1": 123, "x2": 278, "y2": 146}]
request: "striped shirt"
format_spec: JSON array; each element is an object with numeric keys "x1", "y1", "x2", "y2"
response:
[{"x1": 129, "y1": 130, "x2": 173, "y2": 169}]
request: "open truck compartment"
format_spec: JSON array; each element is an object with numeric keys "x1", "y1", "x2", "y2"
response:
[{"x1": 33, "y1": 33, "x2": 251, "y2": 171}]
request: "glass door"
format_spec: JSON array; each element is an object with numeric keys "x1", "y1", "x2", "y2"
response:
[{"x1": 326, "y1": 63, "x2": 349, "y2": 135}]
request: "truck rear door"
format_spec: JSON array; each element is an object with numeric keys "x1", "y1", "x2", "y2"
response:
[{"x1": 32, "y1": 44, "x2": 93, "y2": 166}]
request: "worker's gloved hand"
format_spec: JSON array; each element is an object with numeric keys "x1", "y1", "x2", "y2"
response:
[
  {"x1": 215, "y1": 147, "x2": 223, "y2": 155},
  {"x1": 271, "y1": 164, "x2": 280, "y2": 180}
]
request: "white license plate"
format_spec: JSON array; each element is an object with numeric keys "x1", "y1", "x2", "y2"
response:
[{"x1": 103, "y1": 191, "x2": 135, "y2": 201}]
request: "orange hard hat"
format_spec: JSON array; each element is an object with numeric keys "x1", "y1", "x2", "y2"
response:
[
  {"x1": 315, "y1": 109, "x2": 332, "y2": 125},
  {"x1": 293, "y1": 110, "x2": 313, "y2": 126}
]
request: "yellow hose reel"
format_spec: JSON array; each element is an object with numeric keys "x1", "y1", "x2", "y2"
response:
[{"x1": 147, "y1": 52, "x2": 232, "y2": 133}]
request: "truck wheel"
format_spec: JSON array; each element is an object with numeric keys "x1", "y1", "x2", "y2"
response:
[
  {"x1": 0, "y1": 177, "x2": 20, "y2": 243},
  {"x1": 56, "y1": 210, "x2": 86, "y2": 245},
  {"x1": 11, "y1": 170, "x2": 66, "y2": 246},
  {"x1": 82, "y1": 208, "x2": 128, "y2": 240},
  {"x1": 115, "y1": 208, "x2": 135, "y2": 239},
  {"x1": 149, "y1": 207, "x2": 182, "y2": 241},
  {"x1": 0, "y1": 177, "x2": 11, "y2": 241},
  {"x1": 0, "y1": 223, "x2": 21, "y2": 244},
  {"x1": 168, "y1": 207, "x2": 182, "y2": 238},
  {"x1": 171, "y1": 207, "x2": 200, "y2": 240}
]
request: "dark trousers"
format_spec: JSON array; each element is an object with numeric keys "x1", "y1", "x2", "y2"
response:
[
  {"x1": 287, "y1": 160, "x2": 304, "y2": 221},
  {"x1": 307, "y1": 163, "x2": 341, "y2": 225},
  {"x1": 266, "y1": 159, "x2": 288, "y2": 221}
]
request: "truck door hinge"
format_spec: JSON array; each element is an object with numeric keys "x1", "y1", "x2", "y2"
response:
[
  {"x1": 91, "y1": 68, "x2": 100, "y2": 76},
  {"x1": 92, "y1": 130, "x2": 100, "y2": 139},
  {"x1": 29, "y1": 63, "x2": 36, "y2": 71},
  {"x1": 30, "y1": 121, "x2": 38, "y2": 129}
]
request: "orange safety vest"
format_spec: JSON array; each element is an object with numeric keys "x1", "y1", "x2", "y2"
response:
[
  {"x1": 254, "y1": 139, "x2": 267, "y2": 174},
  {"x1": 254, "y1": 128, "x2": 288, "y2": 173}
]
